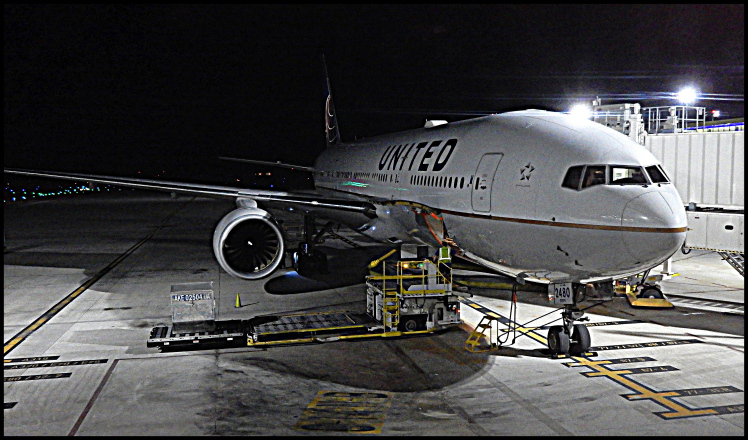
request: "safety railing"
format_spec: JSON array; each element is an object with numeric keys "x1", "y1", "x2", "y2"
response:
[{"x1": 367, "y1": 259, "x2": 452, "y2": 296}]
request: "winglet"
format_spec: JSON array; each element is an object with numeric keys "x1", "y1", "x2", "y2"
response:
[{"x1": 322, "y1": 54, "x2": 341, "y2": 147}]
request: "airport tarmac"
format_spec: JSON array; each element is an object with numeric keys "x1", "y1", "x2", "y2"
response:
[{"x1": 4, "y1": 191, "x2": 744, "y2": 435}]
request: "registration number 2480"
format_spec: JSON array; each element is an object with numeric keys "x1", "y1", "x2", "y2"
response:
[{"x1": 548, "y1": 283, "x2": 573, "y2": 305}]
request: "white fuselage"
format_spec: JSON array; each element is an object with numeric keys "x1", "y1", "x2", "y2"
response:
[{"x1": 313, "y1": 110, "x2": 687, "y2": 283}]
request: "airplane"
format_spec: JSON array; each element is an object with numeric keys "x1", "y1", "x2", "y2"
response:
[{"x1": 4, "y1": 59, "x2": 687, "y2": 354}]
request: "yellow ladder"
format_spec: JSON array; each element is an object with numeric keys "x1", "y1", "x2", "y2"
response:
[
  {"x1": 465, "y1": 315, "x2": 497, "y2": 352},
  {"x1": 382, "y1": 289, "x2": 400, "y2": 331}
]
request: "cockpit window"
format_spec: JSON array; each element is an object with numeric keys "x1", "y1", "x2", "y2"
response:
[
  {"x1": 645, "y1": 165, "x2": 670, "y2": 183},
  {"x1": 563, "y1": 164, "x2": 658, "y2": 190},
  {"x1": 582, "y1": 166, "x2": 606, "y2": 188},
  {"x1": 562, "y1": 166, "x2": 584, "y2": 190},
  {"x1": 609, "y1": 166, "x2": 648, "y2": 185}
]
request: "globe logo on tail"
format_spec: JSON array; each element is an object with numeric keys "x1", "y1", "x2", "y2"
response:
[{"x1": 325, "y1": 94, "x2": 339, "y2": 145}]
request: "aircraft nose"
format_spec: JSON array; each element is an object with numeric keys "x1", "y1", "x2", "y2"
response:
[{"x1": 620, "y1": 191, "x2": 687, "y2": 263}]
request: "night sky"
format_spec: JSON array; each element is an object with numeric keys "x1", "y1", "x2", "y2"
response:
[{"x1": 4, "y1": 5, "x2": 744, "y2": 182}]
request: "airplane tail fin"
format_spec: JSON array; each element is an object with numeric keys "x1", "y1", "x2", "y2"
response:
[{"x1": 322, "y1": 54, "x2": 341, "y2": 147}]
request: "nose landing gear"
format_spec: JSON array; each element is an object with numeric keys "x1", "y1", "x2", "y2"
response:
[
  {"x1": 545, "y1": 282, "x2": 604, "y2": 356},
  {"x1": 547, "y1": 305, "x2": 591, "y2": 355}
]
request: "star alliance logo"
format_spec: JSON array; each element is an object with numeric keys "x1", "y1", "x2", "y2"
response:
[{"x1": 520, "y1": 162, "x2": 535, "y2": 181}]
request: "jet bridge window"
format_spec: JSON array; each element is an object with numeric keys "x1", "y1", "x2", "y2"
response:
[
  {"x1": 609, "y1": 166, "x2": 648, "y2": 185},
  {"x1": 645, "y1": 165, "x2": 670, "y2": 183}
]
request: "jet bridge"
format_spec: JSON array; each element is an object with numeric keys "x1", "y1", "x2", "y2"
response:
[{"x1": 646, "y1": 130, "x2": 744, "y2": 277}]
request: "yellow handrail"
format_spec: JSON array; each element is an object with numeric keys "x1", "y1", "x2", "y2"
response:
[
  {"x1": 368, "y1": 248, "x2": 398, "y2": 269},
  {"x1": 367, "y1": 254, "x2": 454, "y2": 292},
  {"x1": 366, "y1": 259, "x2": 452, "y2": 293}
]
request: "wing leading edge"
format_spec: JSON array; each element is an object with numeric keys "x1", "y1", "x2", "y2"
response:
[
  {"x1": 218, "y1": 157, "x2": 316, "y2": 172},
  {"x1": 3, "y1": 168, "x2": 376, "y2": 219}
]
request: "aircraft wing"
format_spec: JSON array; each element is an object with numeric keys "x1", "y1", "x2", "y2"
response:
[
  {"x1": 3, "y1": 168, "x2": 377, "y2": 220},
  {"x1": 218, "y1": 157, "x2": 316, "y2": 172}
]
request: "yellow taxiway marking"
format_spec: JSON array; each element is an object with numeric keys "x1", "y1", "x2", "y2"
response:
[
  {"x1": 295, "y1": 391, "x2": 393, "y2": 434},
  {"x1": 568, "y1": 356, "x2": 718, "y2": 418},
  {"x1": 3, "y1": 199, "x2": 191, "y2": 356}
]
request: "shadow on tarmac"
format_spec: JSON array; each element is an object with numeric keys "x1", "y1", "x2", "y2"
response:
[
  {"x1": 224, "y1": 326, "x2": 490, "y2": 392},
  {"x1": 264, "y1": 244, "x2": 394, "y2": 294}
]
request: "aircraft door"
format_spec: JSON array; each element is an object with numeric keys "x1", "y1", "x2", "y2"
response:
[{"x1": 471, "y1": 153, "x2": 504, "y2": 212}]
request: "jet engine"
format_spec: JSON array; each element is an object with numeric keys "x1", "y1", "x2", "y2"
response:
[{"x1": 212, "y1": 207, "x2": 285, "y2": 279}]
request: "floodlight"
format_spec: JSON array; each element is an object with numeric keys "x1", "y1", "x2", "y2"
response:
[
  {"x1": 676, "y1": 87, "x2": 697, "y2": 105},
  {"x1": 569, "y1": 103, "x2": 592, "y2": 119}
]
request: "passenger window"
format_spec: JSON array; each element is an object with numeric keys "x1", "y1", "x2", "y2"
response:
[
  {"x1": 562, "y1": 166, "x2": 584, "y2": 190},
  {"x1": 646, "y1": 165, "x2": 669, "y2": 183},
  {"x1": 610, "y1": 166, "x2": 647, "y2": 185},
  {"x1": 582, "y1": 166, "x2": 606, "y2": 189}
]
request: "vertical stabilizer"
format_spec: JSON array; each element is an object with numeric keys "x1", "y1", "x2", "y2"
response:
[{"x1": 322, "y1": 55, "x2": 341, "y2": 147}]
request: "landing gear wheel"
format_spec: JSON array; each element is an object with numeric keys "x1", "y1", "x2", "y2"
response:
[
  {"x1": 403, "y1": 319, "x2": 418, "y2": 332},
  {"x1": 569, "y1": 324, "x2": 591, "y2": 355},
  {"x1": 547, "y1": 325, "x2": 570, "y2": 354},
  {"x1": 293, "y1": 248, "x2": 329, "y2": 276},
  {"x1": 637, "y1": 286, "x2": 664, "y2": 299}
]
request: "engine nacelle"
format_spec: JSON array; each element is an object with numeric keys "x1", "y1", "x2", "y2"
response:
[{"x1": 213, "y1": 207, "x2": 285, "y2": 279}]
